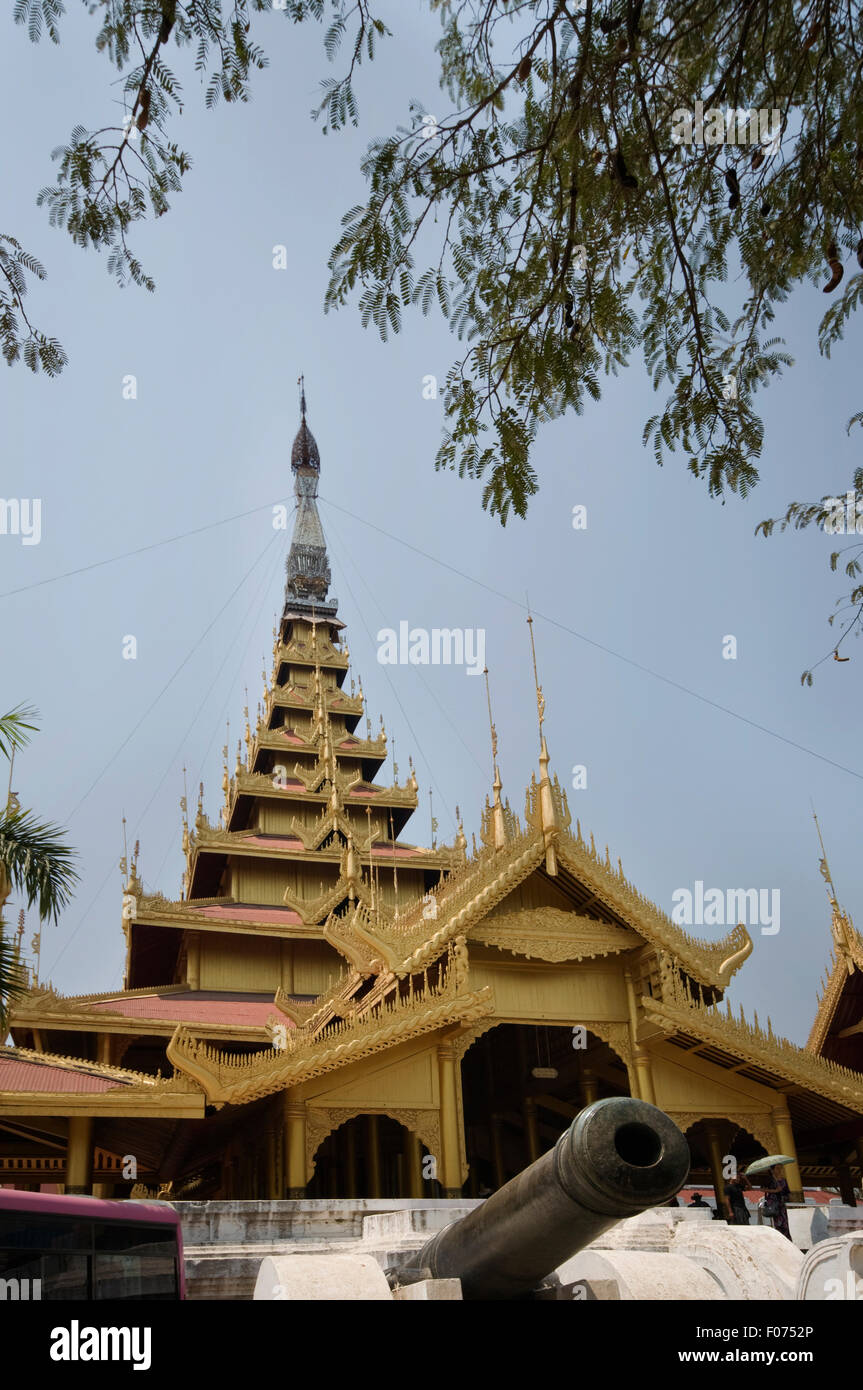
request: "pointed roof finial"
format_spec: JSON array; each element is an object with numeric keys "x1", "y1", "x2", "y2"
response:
[
  {"x1": 526, "y1": 605, "x2": 545, "y2": 744},
  {"x1": 298, "y1": 373, "x2": 306, "y2": 421},
  {"x1": 483, "y1": 666, "x2": 507, "y2": 850},
  {"x1": 812, "y1": 804, "x2": 839, "y2": 907},
  {"x1": 483, "y1": 666, "x2": 499, "y2": 770},
  {"x1": 526, "y1": 605, "x2": 559, "y2": 873}
]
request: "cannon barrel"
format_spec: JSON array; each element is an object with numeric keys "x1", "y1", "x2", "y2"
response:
[{"x1": 409, "y1": 1096, "x2": 689, "y2": 1299}]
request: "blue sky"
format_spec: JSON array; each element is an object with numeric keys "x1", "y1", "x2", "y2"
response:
[{"x1": 1, "y1": 2, "x2": 861, "y2": 1045}]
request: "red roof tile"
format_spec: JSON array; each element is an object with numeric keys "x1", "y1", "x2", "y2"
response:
[
  {"x1": 88, "y1": 991, "x2": 296, "y2": 1028},
  {"x1": 0, "y1": 1056, "x2": 131, "y2": 1094},
  {"x1": 191, "y1": 904, "x2": 303, "y2": 925},
  {"x1": 243, "y1": 835, "x2": 303, "y2": 850}
]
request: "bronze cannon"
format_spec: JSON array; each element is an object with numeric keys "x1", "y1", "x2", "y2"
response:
[{"x1": 392, "y1": 1096, "x2": 690, "y2": 1299}]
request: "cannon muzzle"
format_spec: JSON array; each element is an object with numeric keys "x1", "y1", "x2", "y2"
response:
[{"x1": 405, "y1": 1096, "x2": 689, "y2": 1299}]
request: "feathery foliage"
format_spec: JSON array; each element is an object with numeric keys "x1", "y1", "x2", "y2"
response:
[
  {"x1": 6, "y1": 0, "x2": 863, "y2": 669},
  {"x1": 0, "y1": 707, "x2": 79, "y2": 1026}
]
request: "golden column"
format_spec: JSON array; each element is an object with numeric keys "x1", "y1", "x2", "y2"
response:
[
  {"x1": 404, "y1": 1130, "x2": 423, "y2": 1199},
  {"x1": 624, "y1": 969, "x2": 655, "y2": 1103},
  {"x1": 703, "y1": 1120, "x2": 728, "y2": 1217},
  {"x1": 771, "y1": 1102, "x2": 803, "y2": 1203},
  {"x1": 366, "y1": 1115, "x2": 382, "y2": 1197},
  {"x1": 284, "y1": 1099, "x2": 307, "y2": 1198},
  {"x1": 438, "y1": 1042, "x2": 463, "y2": 1197},
  {"x1": 581, "y1": 1069, "x2": 599, "y2": 1107},
  {"x1": 66, "y1": 1116, "x2": 94, "y2": 1195},
  {"x1": 632, "y1": 1047, "x2": 656, "y2": 1105},
  {"x1": 523, "y1": 1097, "x2": 540, "y2": 1164}
]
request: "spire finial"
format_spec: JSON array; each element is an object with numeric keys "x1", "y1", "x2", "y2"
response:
[
  {"x1": 483, "y1": 666, "x2": 499, "y2": 769},
  {"x1": 483, "y1": 666, "x2": 506, "y2": 850},
  {"x1": 298, "y1": 373, "x2": 306, "y2": 421},
  {"x1": 526, "y1": 605, "x2": 545, "y2": 743},
  {"x1": 812, "y1": 804, "x2": 839, "y2": 907}
]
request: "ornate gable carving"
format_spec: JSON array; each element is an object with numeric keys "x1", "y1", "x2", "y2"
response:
[{"x1": 470, "y1": 908, "x2": 640, "y2": 962}]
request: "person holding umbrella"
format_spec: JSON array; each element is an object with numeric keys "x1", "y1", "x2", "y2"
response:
[{"x1": 745, "y1": 1155, "x2": 795, "y2": 1240}]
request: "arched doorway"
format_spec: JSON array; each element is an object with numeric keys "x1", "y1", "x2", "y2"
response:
[
  {"x1": 461, "y1": 1023, "x2": 631, "y2": 1193},
  {"x1": 306, "y1": 1114, "x2": 436, "y2": 1199},
  {"x1": 682, "y1": 1118, "x2": 770, "y2": 1216}
]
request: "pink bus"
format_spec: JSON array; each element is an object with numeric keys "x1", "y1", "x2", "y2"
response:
[{"x1": 0, "y1": 1190, "x2": 185, "y2": 1300}]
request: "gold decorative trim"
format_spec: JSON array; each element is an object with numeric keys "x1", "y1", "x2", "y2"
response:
[
  {"x1": 470, "y1": 908, "x2": 640, "y2": 962},
  {"x1": 665, "y1": 1109, "x2": 776, "y2": 1159},
  {"x1": 167, "y1": 972, "x2": 495, "y2": 1106},
  {"x1": 304, "y1": 1105, "x2": 441, "y2": 1183},
  {"x1": 557, "y1": 832, "x2": 752, "y2": 988},
  {"x1": 643, "y1": 978, "x2": 863, "y2": 1111},
  {"x1": 586, "y1": 1020, "x2": 633, "y2": 1069}
]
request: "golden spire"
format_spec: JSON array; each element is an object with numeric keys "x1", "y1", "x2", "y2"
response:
[
  {"x1": 408, "y1": 755, "x2": 418, "y2": 794},
  {"x1": 483, "y1": 667, "x2": 506, "y2": 850},
  {"x1": 812, "y1": 807, "x2": 839, "y2": 907},
  {"x1": 455, "y1": 804, "x2": 467, "y2": 861},
  {"x1": 119, "y1": 812, "x2": 129, "y2": 881},
  {"x1": 243, "y1": 690, "x2": 251, "y2": 760},
  {"x1": 429, "y1": 786, "x2": 438, "y2": 849},
  {"x1": 526, "y1": 611, "x2": 546, "y2": 742},
  {"x1": 526, "y1": 612, "x2": 558, "y2": 874},
  {"x1": 813, "y1": 807, "x2": 856, "y2": 975}
]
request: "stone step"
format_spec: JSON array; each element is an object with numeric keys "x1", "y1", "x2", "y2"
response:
[
  {"x1": 174, "y1": 1198, "x2": 471, "y2": 1249},
  {"x1": 184, "y1": 1236, "x2": 433, "y2": 1301}
]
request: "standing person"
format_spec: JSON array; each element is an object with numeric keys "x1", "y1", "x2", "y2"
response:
[
  {"x1": 725, "y1": 1175, "x2": 751, "y2": 1225},
  {"x1": 761, "y1": 1164, "x2": 791, "y2": 1239}
]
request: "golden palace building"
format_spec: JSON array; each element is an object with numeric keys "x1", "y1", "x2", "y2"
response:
[{"x1": 2, "y1": 403, "x2": 863, "y2": 1209}]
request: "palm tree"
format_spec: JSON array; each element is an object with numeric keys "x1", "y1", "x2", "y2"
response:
[{"x1": 0, "y1": 705, "x2": 79, "y2": 1031}]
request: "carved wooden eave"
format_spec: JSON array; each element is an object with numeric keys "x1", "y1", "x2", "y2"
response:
[
  {"x1": 269, "y1": 685, "x2": 364, "y2": 718},
  {"x1": 274, "y1": 970, "x2": 362, "y2": 1030},
  {"x1": 283, "y1": 877, "x2": 367, "y2": 927},
  {"x1": 190, "y1": 816, "x2": 446, "y2": 870},
  {"x1": 249, "y1": 724, "x2": 387, "y2": 763},
  {"x1": 323, "y1": 903, "x2": 398, "y2": 975},
  {"x1": 166, "y1": 978, "x2": 494, "y2": 1105},
  {"x1": 230, "y1": 768, "x2": 417, "y2": 810},
  {"x1": 806, "y1": 907, "x2": 863, "y2": 1054},
  {"x1": 807, "y1": 956, "x2": 849, "y2": 1054},
  {"x1": 122, "y1": 895, "x2": 322, "y2": 940},
  {"x1": 275, "y1": 636, "x2": 348, "y2": 672},
  {"x1": 556, "y1": 832, "x2": 753, "y2": 989},
  {"x1": 642, "y1": 992, "x2": 863, "y2": 1112},
  {"x1": 470, "y1": 908, "x2": 641, "y2": 962}
]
